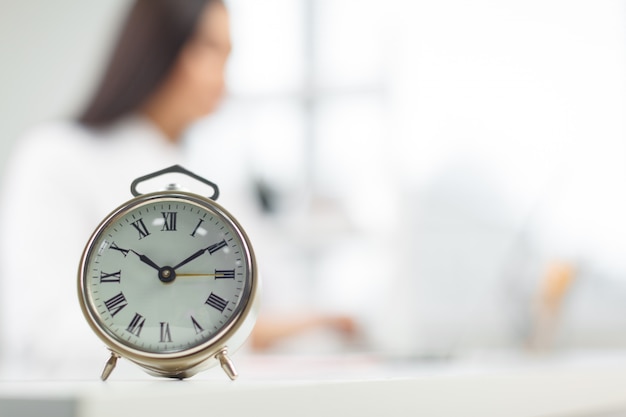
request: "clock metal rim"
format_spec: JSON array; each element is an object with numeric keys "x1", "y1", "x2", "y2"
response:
[{"x1": 77, "y1": 191, "x2": 259, "y2": 373}]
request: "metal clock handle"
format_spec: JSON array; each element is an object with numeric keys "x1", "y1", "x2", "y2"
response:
[{"x1": 130, "y1": 164, "x2": 220, "y2": 200}]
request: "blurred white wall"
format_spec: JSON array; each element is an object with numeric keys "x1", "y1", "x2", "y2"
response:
[
  {"x1": 187, "y1": 0, "x2": 626, "y2": 353},
  {"x1": 384, "y1": 0, "x2": 626, "y2": 352},
  {"x1": 0, "y1": 0, "x2": 129, "y2": 169}
]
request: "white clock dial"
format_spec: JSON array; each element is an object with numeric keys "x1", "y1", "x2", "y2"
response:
[{"x1": 82, "y1": 195, "x2": 252, "y2": 354}]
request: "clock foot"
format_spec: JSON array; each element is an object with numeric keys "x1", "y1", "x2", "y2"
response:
[
  {"x1": 216, "y1": 348, "x2": 238, "y2": 380},
  {"x1": 100, "y1": 352, "x2": 120, "y2": 381}
]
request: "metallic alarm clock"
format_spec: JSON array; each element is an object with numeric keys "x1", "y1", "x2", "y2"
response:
[{"x1": 77, "y1": 165, "x2": 259, "y2": 380}]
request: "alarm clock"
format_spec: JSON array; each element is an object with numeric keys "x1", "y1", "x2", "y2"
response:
[{"x1": 77, "y1": 165, "x2": 259, "y2": 380}]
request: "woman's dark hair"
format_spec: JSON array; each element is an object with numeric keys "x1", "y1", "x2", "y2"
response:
[{"x1": 78, "y1": 0, "x2": 221, "y2": 127}]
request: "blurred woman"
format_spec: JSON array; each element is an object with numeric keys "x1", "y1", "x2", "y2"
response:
[
  {"x1": 0, "y1": 0, "x2": 356, "y2": 377},
  {"x1": 0, "y1": 0, "x2": 231, "y2": 376}
]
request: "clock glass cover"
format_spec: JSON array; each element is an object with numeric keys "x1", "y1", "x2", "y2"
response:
[{"x1": 80, "y1": 193, "x2": 253, "y2": 356}]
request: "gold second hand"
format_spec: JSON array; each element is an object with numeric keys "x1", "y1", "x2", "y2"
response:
[{"x1": 176, "y1": 273, "x2": 223, "y2": 277}]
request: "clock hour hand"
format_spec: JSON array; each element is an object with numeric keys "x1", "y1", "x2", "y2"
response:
[{"x1": 130, "y1": 250, "x2": 161, "y2": 271}]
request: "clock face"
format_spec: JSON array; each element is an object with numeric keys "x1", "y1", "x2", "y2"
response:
[{"x1": 80, "y1": 194, "x2": 254, "y2": 355}]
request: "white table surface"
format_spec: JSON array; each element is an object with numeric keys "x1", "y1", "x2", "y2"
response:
[{"x1": 2, "y1": 351, "x2": 626, "y2": 417}]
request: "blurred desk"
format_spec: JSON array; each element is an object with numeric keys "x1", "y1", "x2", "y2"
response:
[{"x1": 3, "y1": 352, "x2": 626, "y2": 417}]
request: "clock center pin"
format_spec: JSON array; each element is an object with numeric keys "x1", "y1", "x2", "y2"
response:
[{"x1": 159, "y1": 266, "x2": 176, "y2": 283}]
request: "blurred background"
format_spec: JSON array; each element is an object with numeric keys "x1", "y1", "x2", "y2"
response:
[{"x1": 1, "y1": 0, "x2": 626, "y2": 358}]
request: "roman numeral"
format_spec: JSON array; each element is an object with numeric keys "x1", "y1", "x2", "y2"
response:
[
  {"x1": 104, "y1": 292, "x2": 128, "y2": 317},
  {"x1": 159, "y1": 322, "x2": 172, "y2": 343},
  {"x1": 215, "y1": 269, "x2": 235, "y2": 279},
  {"x1": 205, "y1": 292, "x2": 228, "y2": 312},
  {"x1": 190, "y1": 219, "x2": 204, "y2": 237},
  {"x1": 109, "y1": 242, "x2": 129, "y2": 257},
  {"x1": 207, "y1": 240, "x2": 227, "y2": 255},
  {"x1": 161, "y1": 212, "x2": 177, "y2": 231},
  {"x1": 100, "y1": 270, "x2": 121, "y2": 283},
  {"x1": 131, "y1": 218, "x2": 150, "y2": 239},
  {"x1": 126, "y1": 313, "x2": 146, "y2": 337},
  {"x1": 191, "y1": 316, "x2": 204, "y2": 334}
]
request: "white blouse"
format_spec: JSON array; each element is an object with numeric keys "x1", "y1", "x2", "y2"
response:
[{"x1": 0, "y1": 116, "x2": 185, "y2": 377}]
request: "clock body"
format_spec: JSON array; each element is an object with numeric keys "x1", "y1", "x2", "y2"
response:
[{"x1": 78, "y1": 191, "x2": 259, "y2": 379}]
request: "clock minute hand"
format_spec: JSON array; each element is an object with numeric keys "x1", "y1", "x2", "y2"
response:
[
  {"x1": 172, "y1": 247, "x2": 209, "y2": 271},
  {"x1": 130, "y1": 250, "x2": 162, "y2": 271}
]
